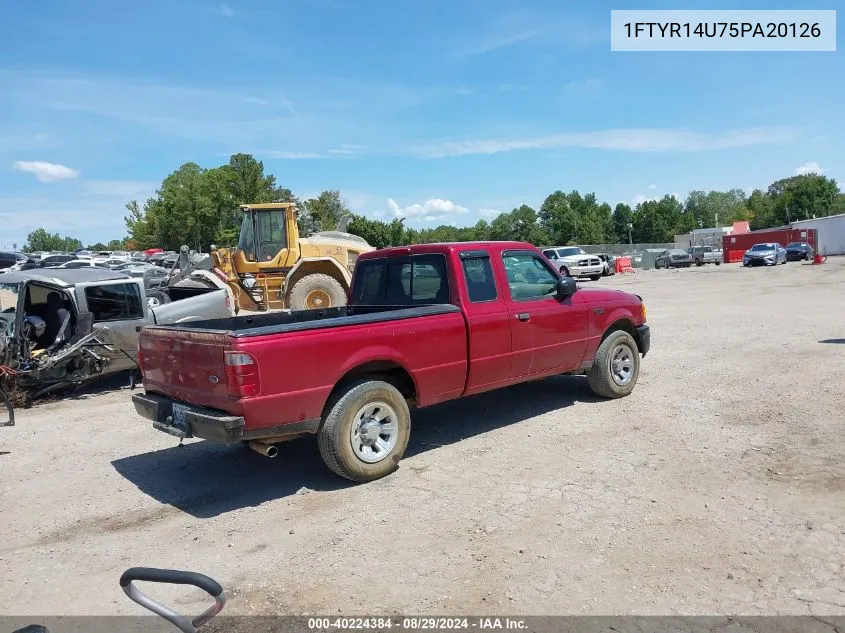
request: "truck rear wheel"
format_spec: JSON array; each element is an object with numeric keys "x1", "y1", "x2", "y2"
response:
[
  {"x1": 288, "y1": 274, "x2": 346, "y2": 311},
  {"x1": 586, "y1": 330, "x2": 640, "y2": 399},
  {"x1": 318, "y1": 379, "x2": 411, "y2": 482}
]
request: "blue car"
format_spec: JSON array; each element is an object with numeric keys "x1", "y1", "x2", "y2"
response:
[{"x1": 742, "y1": 242, "x2": 787, "y2": 267}]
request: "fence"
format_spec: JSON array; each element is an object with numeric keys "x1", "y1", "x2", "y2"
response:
[{"x1": 578, "y1": 243, "x2": 676, "y2": 269}]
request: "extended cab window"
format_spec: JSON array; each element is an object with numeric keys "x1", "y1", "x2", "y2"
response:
[
  {"x1": 352, "y1": 255, "x2": 450, "y2": 306},
  {"x1": 460, "y1": 254, "x2": 497, "y2": 302},
  {"x1": 503, "y1": 251, "x2": 559, "y2": 301},
  {"x1": 84, "y1": 283, "x2": 143, "y2": 321}
]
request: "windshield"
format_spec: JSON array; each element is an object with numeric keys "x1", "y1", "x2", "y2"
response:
[
  {"x1": 558, "y1": 247, "x2": 585, "y2": 257},
  {"x1": 750, "y1": 244, "x2": 774, "y2": 251},
  {"x1": 786, "y1": 242, "x2": 805, "y2": 248},
  {"x1": 237, "y1": 211, "x2": 256, "y2": 260},
  {"x1": 0, "y1": 282, "x2": 20, "y2": 334}
]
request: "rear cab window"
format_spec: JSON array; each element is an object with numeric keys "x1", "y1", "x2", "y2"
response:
[
  {"x1": 459, "y1": 251, "x2": 498, "y2": 303},
  {"x1": 351, "y1": 254, "x2": 450, "y2": 306},
  {"x1": 84, "y1": 283, "x2": 144, "y2": 321}
]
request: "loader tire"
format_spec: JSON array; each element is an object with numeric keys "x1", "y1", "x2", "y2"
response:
[
  {"x1": 586, "y1": 329, "x2": 640, "y2": 399},
  {"x1": 318, "y1": 379, "x2": 411, "y2": 482},
  {"x1": 288, "y1": 274, "x2": 346, "y2": 311},
  {"x1": 146, "y1": 290, "x2": 171, "y2": 307}
]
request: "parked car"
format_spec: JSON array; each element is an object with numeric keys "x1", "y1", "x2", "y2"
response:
[
  {"x1": 132, "y1": 241, "x2": 651, "y2": 483},
  {"x1": 0, "y1": 251, "x2": 18, "y2": 270},
  {"x1": 37, "y1": 254, "x2": 75, "y2": 268},
  {"x1": 742, "y1": 243, "x2": 787, "y2": 267},
  {"x1": 541, "y1": 246, "x2": 604, "y2": 280},
  {"x1": 687, "y1": 246, "x2": 722, "y2": 266},
  {"x1": 785, "y1": 241, "x2": 814, "y2": 261},
  {"x1": 655, "y1": 249, "x2": 692, "y2": 269},
  {"x1": 595, "y1": 253, "x2": 617, "y2": 276},
  {"x1": 46, "y1": 259, "x2": 112, "y2": 270},
  {"x1": 0, "y1": 268, "x2": 236, "y2": 399},
  {"x1": 114, "y1": 263, "x2": 171, "y2": 291}
]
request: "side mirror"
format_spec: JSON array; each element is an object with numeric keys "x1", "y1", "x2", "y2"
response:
[{"x1": 555, "y1": 277, "x2": 577, "y2": 299}]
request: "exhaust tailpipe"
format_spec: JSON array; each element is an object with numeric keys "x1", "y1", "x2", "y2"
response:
[{"x1": 249, "y1": 441, "x2": 278, "y2": 458}]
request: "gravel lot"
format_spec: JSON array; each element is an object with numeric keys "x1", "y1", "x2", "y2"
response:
[{"x1": 1, "y1": 259, "x2": 844, "y2": 617}]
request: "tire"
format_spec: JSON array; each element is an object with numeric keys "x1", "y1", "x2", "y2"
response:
[
  {"x1": 695, "y1": 258, "x2": 703, "y2": 266},
  {"x1": 560, "y1": 266, "x2": 570, "y2": 277},
  {"x1": 146, "y1": 289, "x2": 171, "y2": 307},
  {"x1": 715, "y1": 261, "x2": 720, "y2": 266},
  {"x1": 589, "y1": 274, "x2": 601, "y2": 281},
  {"x1": 288, "y1": 274, "x2": 347, "y2": 311},
  {"x1": 586, "y1": 330, "x2": 640, "y2": 399},
  {"x1": 318, "y1": 379, "x2": 411, "y2": 482}
]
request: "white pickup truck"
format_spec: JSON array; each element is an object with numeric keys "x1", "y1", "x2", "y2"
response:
[{"x1": 687, "y1": 246, "x2": 722, "y2": 266}]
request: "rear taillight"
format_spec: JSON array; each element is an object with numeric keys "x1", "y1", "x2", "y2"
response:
[
  {"x1": 137, "y1": 347, "x2": 144, "y2": 373},
  {"x1": 224, "y1": 351, "x2": 261, "y2": 398}
]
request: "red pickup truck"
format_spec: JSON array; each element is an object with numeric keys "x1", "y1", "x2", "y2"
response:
[{"x1": 132, "y1": 241, "x2": 650, "y2": 482}]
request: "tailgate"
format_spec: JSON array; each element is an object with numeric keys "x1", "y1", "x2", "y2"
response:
[{"x1": 139, "y1": 327, "x2": 232, "y2": 410}]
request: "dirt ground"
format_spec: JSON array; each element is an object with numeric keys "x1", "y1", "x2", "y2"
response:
[{"x1": 1, "y1": 258, "x2": 844, "y2": 617}]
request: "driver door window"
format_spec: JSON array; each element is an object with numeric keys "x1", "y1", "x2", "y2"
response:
[{"x1": 503, "y1": 252, "x2": 558, "y2": 301}]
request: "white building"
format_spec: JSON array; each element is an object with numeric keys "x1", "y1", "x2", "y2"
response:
[
  {"x1": 674, "y1": 221, "x2": 749, "y2": 249},
  {"x1": 790, "y1": 213, "x2": 845, "y2": 255}
]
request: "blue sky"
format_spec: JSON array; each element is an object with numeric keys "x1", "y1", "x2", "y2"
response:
[{"x1": 0, "y1": 0, "x2": 842, "y2": 248}]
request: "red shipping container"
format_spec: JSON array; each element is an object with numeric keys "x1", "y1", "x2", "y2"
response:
[{"x1": 722, "y1": 228, "x2": 817, "y2": 263}]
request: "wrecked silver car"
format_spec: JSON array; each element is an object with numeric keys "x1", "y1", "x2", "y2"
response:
[{"x1": 0, "y1": 268, "x2": 234, "y2": 421}]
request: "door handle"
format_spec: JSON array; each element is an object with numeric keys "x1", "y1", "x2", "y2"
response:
[{"x1": 516, "y1": 312, "x2": 531, "y2": 322}]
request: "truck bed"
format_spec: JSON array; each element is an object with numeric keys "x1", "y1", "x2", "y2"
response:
[
  {"x1": 144, "y1": 303, "x2": 461, "y2": 337},
  {"x1": 138, "y1": 303, "x2": 469, "y2": 433}
]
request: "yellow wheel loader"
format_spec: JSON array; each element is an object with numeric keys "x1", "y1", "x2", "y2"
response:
[{"x1": 210, "y1": 203, "x2": 374, "y2": 312}]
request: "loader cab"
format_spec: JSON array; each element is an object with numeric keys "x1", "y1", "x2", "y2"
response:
[{"x1": 236, "y1": 203, "x2": 299, "y2": 269}]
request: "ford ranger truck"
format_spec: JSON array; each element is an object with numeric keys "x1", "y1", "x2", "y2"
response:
[{"x1": 133, "y1": 242, "x2": 650, "y2": 483}]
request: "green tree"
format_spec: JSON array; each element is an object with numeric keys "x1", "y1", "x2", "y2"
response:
[
  {"x1": 24, "y1": 228, "x2": 82, "y2": 252},
  {"x1": 767, "y1": 174, "x2": 839, "y2": 225},
  {"x1": 632, "y1": 195, "x2": 683, "y2": 243},
  {"x1": 746, "y1": 189, "x2": 775, "y2": 230},
  {"x1": 612, "y1": 203, "x2": 634, "y2": 244},
  {"x1": 302, "y1": 190, "x2": 349, "y2": 235}
]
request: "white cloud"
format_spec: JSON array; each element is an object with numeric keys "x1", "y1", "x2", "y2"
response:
[
  {"x1": 479, "y1": 208, "x2": 501, "y2": 218},
  {"x1": 647, "y1": 184, "x2": 657, "y2": 190},
  {"x1": 265, "y1": 151, "x2": 325, "y2": 159},
  {"x1": 12, "y1": 160, "x2": 79, "y2": 182},
  {"x1": 84, "y1": 180, "x2": 158, "y2": 198},
  {"x1": 497, "y1": 84, "x2": 530, "y2": 92},
  {"x1": 214, "y1": 2, "x2": 234, "y2": 18},
  {"x1": 414, "y1": 126, "x2": 798, "y2": 158},
  {"x1": 564, "y1": 78, "x2": 602, "y2": 93},
  {"x1": 388, "y1": 198, "x2": 469, "y2": 221},
  {"x1": 795, "y1": 161, "x2": 825, "y2": 176},
  {"x1": 459, "y1": 30, "x2": 541, "y2": 56}
]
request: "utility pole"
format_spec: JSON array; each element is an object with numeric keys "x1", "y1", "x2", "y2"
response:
[{"x1": 627, "y1": 222, "x2": 633, "y2": 247}]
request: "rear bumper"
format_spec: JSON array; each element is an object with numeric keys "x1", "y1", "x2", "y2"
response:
[
  {"x1": 132, "y1": 393, "x2": 245, "y2": 444},
  {"x1": 635, "y1": 324, "x2": 651, "y2": 358},
  {"x1": 132, "y1": 392, "x2": 321, "y2": 444}
]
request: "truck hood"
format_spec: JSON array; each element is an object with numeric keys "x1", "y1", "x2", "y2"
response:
[{"x1": 571, "y1": 286, "x2": 641, "y2": 304}]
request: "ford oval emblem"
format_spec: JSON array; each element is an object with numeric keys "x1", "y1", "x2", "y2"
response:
[{"x1": 209, "y1": 375, "x2": 220, "y2": 384}]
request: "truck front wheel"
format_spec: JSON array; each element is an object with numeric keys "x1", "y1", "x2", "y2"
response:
[
  {"x1": 586, "y1": 330, "x2": 640, "y2": 399},
  {"x1": 318, "y1": 379, "x2": 411, "y2": 482},
  {"x1": 288, "y1": 274, "x2": 347, "y2": 311}
]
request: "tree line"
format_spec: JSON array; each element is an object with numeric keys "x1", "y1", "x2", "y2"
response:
[{"x1": 23, "y1": 153, "x2": 844, "y2": 252}]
